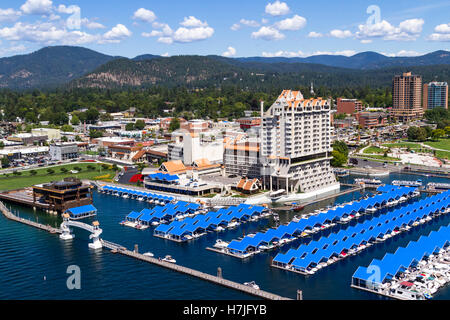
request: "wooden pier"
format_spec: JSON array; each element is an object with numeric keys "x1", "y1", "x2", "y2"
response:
[
  {"x1": 101, "y1": 240, "x2": 292, "y2": 300},
  {"x1": 0, "y1": 202, "x2": 61, "y2": 234},
  {"x1": 0, "y1": 203, "x2": 293, "y2": 300}
]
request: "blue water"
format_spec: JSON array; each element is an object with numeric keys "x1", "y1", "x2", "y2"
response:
[{"x1": 1, "y1": 172, "x2": 449, "y2": 300}]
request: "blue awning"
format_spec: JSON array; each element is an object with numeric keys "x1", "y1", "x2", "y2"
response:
[{"x1": 66, "y1": 204, "x2": 97, "y2": 216}]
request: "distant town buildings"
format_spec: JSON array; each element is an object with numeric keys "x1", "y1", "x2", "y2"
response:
[
  {"x1": 423, "y1": 81, "x2": 448, "y2": 110},
  {"x1": 392, "y1": 72, "x2": 423, "y2": 121},
  {"x1": 336, "y1": 98, "x2": 365, "y2": 115},
  {"x1": 355, "y1": 112, "x2": 388, "y2": 129},
  {"x1": 49, "y1": 143, "x2": 79, "y2": 161}
]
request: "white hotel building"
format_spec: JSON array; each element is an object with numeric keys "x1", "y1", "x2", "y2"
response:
[{"x1": 260, "y1": 90, "x2": 338, "y2": 194}]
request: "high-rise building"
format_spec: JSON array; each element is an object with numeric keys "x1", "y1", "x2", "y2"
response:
[
  {"x1": 423, "y1": 82, "x2": 448, "y2": 110},
  {"x1": 392, "y1": 72, "x2": 423, "y2": 121},
  {"x1": 260, "y1": 90, "x2": 338, "y2": 194}
]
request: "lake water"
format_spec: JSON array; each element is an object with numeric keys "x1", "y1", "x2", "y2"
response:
[{"x1": 0, "y1": 172, "x2": 449, "y2": 300}]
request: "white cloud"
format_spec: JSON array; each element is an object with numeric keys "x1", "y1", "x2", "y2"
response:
[
  {"x1": 329, "y1": 29, "x2": 353, "y2": 39},
  {"x1": 142, "y1": 30, "x2": 163, "y2": 37},
  {"x1": 381, "y1": 50, "x2": 421, "y2": 57},
  {"x1": 133, "y1": 8, "x2": 157, "y2": 23},
  {"x1": 262, "y1": 50, "x2": 305, "y2": 58},
  {"x1": 230, "y1": 23, "x2": 241, "y2": 31},
  {"x1": 0, "y1": 8, "x2": 22, "y2": 22},
  {"x1": 356, "y1": 18, "x2": 424, "y2": 41},
  {"x1": 157, "y1": 37, "x2": 173, "y2": 44},
  {"x1": 20, "y1": 0, "x2": 53, "y2": 15},
  {"x1": 360, "y1": 39, "x2": 372, "y2": 44},
  {"x1": 172, "y1": 26, "x2": 214, "y2": 43},
  {"x1": 265, "y1": 1, "x2": 290, "y2": 16},
  {"x1": 307, "y1": 31, "x2": 323, "y2": 38},
  {"x1": 427, "y1": 23, "x2": 450, "y2": 42},
  {"x1": 251, "y1": 26, "x2": 285, "y2": 41},
  {"x1": 0, "y1": 21, "x2": 101, "y2": 45},
  {"x1": 180, "y1": 16, "x2": 208, "y2": 28},
  {"x1": 81, "y1": 18, "x2": 106, "y2": 30},
  {"x1": 262, "y1": 50, "x2": 357, "y2": 58},
  {"x1": 240, "y1": 19, "x2": 260, "y2": 27},
  {"x1": 434, "y1": 23, "x2": 450, "y2": 34},
  {"x1": 152, "y1": 22, "x2": 173, "y2": 36},
  {"x1": 274, "y1": 15, "x2": 306, "y2": 31},
  {"x1": 222, "y1": 46, "x2": 236, "y2": 57},
  {"x1": 0, "y1": 44, "x2": 27, "y2": 56},
  {"x1": 103, "y1": 24, "x2": 132, "y2": 41},
  {"x1": 161, "y1": 52, "x2": 169, "y2": 57},
  {"x1": 57, "y1": 4, "x2": 79, "y2": 14}
]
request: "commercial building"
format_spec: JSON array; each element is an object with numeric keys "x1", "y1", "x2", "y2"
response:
[
  {"x1": 392, "y1": 72, "x2": 423, "y2": 121},
  {"x1": 168, "y1": 130, "x2": 224, "y2": 165},
  {"x1": 107, "y1": 144, "x2": 146, "y2": 164},
  {"x1": 7, "y1": 133, "x2": 47, "y2": 146},
  {"x1": 355, "y1": 112, "x2": 388, "y2": 129},
  {"x1": 236, "y1": 117, "x2": 261, "y2": 130},
  {"x1": 31, "y1": 128, "x2": 61, "y2": 140},
  {"x1": 49, "y1": 143, "x2": 79, "y2": 161},
  {"x1": 423, "y1": 82, "x2": 448, "y2": 110},
  {"x1": 336, "y1": 98, "x2": 365, "y2": 115},
  {"x1": 260, "y1": 90, "x2": 338, "y2": 194}
]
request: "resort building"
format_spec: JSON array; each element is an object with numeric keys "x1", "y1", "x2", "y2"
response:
[
  {"x1": 423, "y1": 82, "x2": 448, "y2": 110},
  {"x1": 223, "y1": 135, "x2": 261, "y2": 178},
  {"x1": 236, "y1": 177, "x2": 261, "y2": 194},
  {"x1": 260, "y1": 90, "x2": 338, "y2": 194},
  {"x1": 107, "y1": 144, "x2": 146, "y2": 164},
  {"x1": 392, "y1": 72, "x2": 423, "y2": 121}
]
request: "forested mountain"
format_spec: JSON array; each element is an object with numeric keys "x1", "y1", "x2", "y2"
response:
[
  {"x1": 0, "y1": 46, "x2": 449, "y2": 90},
  {"x1": 0, "y1": 46, "x2": 119, "y2": 89}
]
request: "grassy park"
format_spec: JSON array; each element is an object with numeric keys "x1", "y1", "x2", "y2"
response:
[
  {"x1": 423, "y1": 138, "x2": 450, "y2": 152},
  {"x1": 0, "y1": 163, "x2": 116, "y2": 191}
]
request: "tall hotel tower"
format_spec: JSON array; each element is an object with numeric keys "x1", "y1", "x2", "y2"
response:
[
  {"x1": 260, "y1": 90, "x2": 338, "y2": 194},
  {"x1": 392, "y1": 72, "x2": 423, "y2": 121}
]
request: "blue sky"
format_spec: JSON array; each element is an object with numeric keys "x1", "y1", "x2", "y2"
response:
[{"x1": 0, "y1": 0, "x2": 449, "y2": 58}]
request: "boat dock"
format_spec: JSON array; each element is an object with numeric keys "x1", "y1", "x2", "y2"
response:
[
  {"x1": 0, "y1": 201, "x2": 293, "y2": 300},
  {"x1": 100, "y1": 240, "x2": 292, "y2": 300},
  {"x1": 274, "y1": 184, "x2": 364, "y2": 211},
  {"x1": 0, "y1": 201, "x2": 61, "y2": 234}
]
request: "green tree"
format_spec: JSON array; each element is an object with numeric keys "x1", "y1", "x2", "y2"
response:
[
  {"x1": 89, "y1": 130, "x2": 103, "y2": 139},
  {"x1": 169, "y1": 118, "x2": 180, "y2": 132},
  {"x1": 47, "y1": 168, "x2": 55, "y2": 174},
  {"x1": 331, "y1": 150, "x2": 347, "y2": 167},
  {"x1": 29, "y1": 170, "x2": 37, "y2": 176},
  {"x1": 432, "y1": 129, "x2": 446, "y2": 141},
  {"x1": 125, "y1": 123, "x2": 135, "y2": 131},
  {"x1": 71, "y1": 114, "x2": 80, "y2": 126},
  {"x1": 61, "y1": 124, "x2": 74, "y2": 132}
]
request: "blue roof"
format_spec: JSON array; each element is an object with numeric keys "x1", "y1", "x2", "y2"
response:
[{"x1": 66, "y1": 204, "x2": 97, "y2": 216}]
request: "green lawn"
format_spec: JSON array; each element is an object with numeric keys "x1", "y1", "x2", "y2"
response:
[
  {"x1": 423, "y1": 138, "x2": 450, "y2": 152},
  {"x1": 363, "y1": 146, "x2": 385, "y2": 154},
  {"x1": 435, "y1": 150, "x2": 450, "y2": 160},
  {"x1": 0, "y1": 163, "x2": 116, "y2": 191},
  {"x1": 357, "y1": 154, "x2": 400, "y2": 162},
  {"x1": 382, "y1": 142, "x2": 421, "y2": 149}
]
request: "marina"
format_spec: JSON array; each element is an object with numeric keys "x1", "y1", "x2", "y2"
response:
[
  {"x1": 352, "y1": 225, "x2": 450, "y2": 300},
  {"x1": 214, "y1": 186, "x2": 419, "y2": 259},
  {"x1": 1, "y1": 172, "x2": 450, "y2": 300},
  {"x1": 272, "y1": 190, "x2": 450, "y2": 275}
]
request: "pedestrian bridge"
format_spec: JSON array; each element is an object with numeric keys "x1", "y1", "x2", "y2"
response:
[{"x1": 60, "y1": 214, "x2": 103, "y2": 249}]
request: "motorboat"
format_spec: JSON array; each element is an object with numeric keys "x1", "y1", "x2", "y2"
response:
[
  {"x1": 215, "y1": 226, "x2": 225, "y2": 232},
  {"x1": 151, "y1": 221, "x2": 160, "y2": 226},
  {"x1": 143, "y1": 252, "x2": 154, "y2": 257},
  {"x1": 292, "y1": 215, "x2": 301, "y2": 223},
  {"x1": 213, "y1": 239, "x2": 229, "y2": 249},
  {"x1": 137, "y1": 197, "x2": 144, "y2": 201},
  {"x1": 122, "y1": 194, "x2": 129, "y2": 199},
  {"x1": 244, "y1": 281, "x2": 260, "y2": 290},
  {"x1": 162, "y1": 255, "x2": 176, "y2": 263},
  {"x1": 228, "y1": 221, "x2": 239, "y2": 228}
]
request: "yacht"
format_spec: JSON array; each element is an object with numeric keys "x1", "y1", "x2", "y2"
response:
[
  {"x1": 292, "y1": 215, "x2": 301, "y2": 223},
  {"x1": 213, "y1": 239, "x2": 229, "y2": 249},
  {"x1": 162, "y1": 255, "x2": 176, "y2": 263},
  {"x1": 143, "y1": 252, "x2": 154, "y2": 257},
  {"x1": 137, "y1": 196, "x2": 144, "y2": 201},
  {"x1": 122, "y1": 194, "x2": 129, "y2": 199},
  {"x1": 244, "y1": 281, "x2": 260, "y2": 290},
  {"x1": 151, "y1": 221, "x2": 160, "y2": 226}
]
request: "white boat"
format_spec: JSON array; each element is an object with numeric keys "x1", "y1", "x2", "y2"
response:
[
  {"x1": 122, "y1": 194, "x2": 129, "y2": 199},
  {"x1": 162, "y1": 255, "x2": 176, "y2": 263},
  {"x1": 292, "y1": 215, "x2": 301, "y2": 223},
  {"x1": 137, "y1": 197, "x2": 144, "y2": 201},
  {"x1": 143, "y1": 252, "x2": 154, "y2": 257},
  {"x1": 151, "y1": 221, "x2": 160, "y2": 226},
  {"x1": 213, "y1": 239, "x2": 229, "y2": 249},
  {"x1": 215, "y1": 226, "x2": 225, "y2": 232},
  {"x1": 243, "y1": 281, "x2": 260, "y2": 290},
  {"x1": 228, "y1": 221, "x2": 239, "y2": 228},
  {"x1": 269, "y1": 189, "x2": 285, "y2": 201}
]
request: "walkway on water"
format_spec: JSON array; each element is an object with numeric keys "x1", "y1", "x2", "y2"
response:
[
  {"x1": 0, "y1": 202, "x2": 61, "y2": 234},
  {"x1": 274, "y1": 184, "x2": 365, "y2": 211},
  {"x1": 0, "y1": 201, "x2": 293, "y2": 300},
  {"x1": 101, "y1": 240, "x2": 291, "y2": 300}
]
